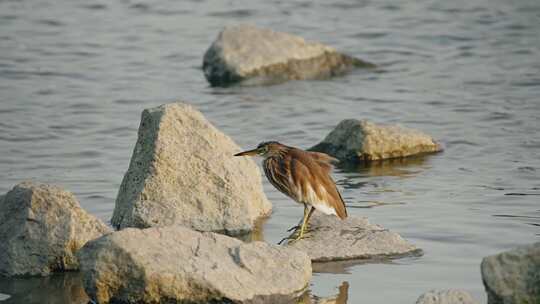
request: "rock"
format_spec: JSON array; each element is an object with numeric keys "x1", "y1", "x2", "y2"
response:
[
  {"x1": 481, "y1": 242, "x2": 540, "y2": 304},
  {"x1": 203, "y1": 24, "x2": 375, "y2": 86},
  {"x1": 0, "y1": 182, "x2": 111, "y2": 277},
  {"x1": 285, "y1": 213, "x2": 420, "y2": 262},
  {"x1": 0, "y1": 293, "x2": 10, "y2": 301},
  {"x1": 78, "y1": 225, "x2": 311, "y2": 304},
  {"x1": 111, "y1": 103, "x2": 272, "y2": 235},
  {"x1": 310, "y1": 119, "x2": 442, "y2": 162},
  {"x1": 415, "y1": 290, "x2": 478, "y2": 304}
]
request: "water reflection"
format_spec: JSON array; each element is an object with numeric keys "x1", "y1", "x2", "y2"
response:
[
  {"x1": 337, "y1": 155, "x2": 433, "y2": 178},
  {"x1": 0, "y1": 273, "x2": 88, "y2": 304},
  {"x1": 299, "y1": 281, "x2": 349, "y2": 304}
]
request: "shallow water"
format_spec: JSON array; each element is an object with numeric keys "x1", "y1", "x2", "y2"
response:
[{"x1": 1, "y1": 0, "x2": 539, "y2": 303}]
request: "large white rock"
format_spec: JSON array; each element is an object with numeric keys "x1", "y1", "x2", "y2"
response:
[
  {"x1": 78, "y1": 226, "x2": 312, "y2": 304},
  {"x1": 310, "y1": 119, "x2": 442, "y2": 162},
  {"x1": 481, "y1": 242, "x2": 540, "y2": 304},
  {"x1": 111, "y1": 103, "x2": 272, "y2": 235},
  {"x1": 415, "y1": 290, "x2": 478, "y2": 304},
  {"x1": 0, "y1": 182, "x2": 111, "y2": 277},
  {"x1": 285, "y1": 213, "x2": 420, "y2": 262},
  {"x1": 203, "y1": 24, "x2": 375, "y2": 86}
]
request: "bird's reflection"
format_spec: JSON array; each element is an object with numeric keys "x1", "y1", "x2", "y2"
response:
[
  {"x1": 0, "y1": 272, "x2": 88, "y2": 304},
  {"x1": 298, "y1": 281, "x2": 349, "y2": 304}
]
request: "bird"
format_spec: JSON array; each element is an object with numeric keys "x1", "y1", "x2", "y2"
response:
[{"x1": 234, "y1": 141, "x2": 347, "y2": 243}]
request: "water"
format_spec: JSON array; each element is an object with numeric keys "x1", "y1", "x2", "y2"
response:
[{"x1": 1, "y1": 0, "x2": 539, "y2": 303}]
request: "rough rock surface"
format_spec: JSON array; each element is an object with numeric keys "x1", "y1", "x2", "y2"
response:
[
  {"x1": 310, "y1": 119, "x2": 442, "y2": 162},
  {"x1": 0, "y1": 182, "x2": 110, "y2": 277},
  {"x1": 481, "y1": 242, "x2": 540, "y2": 304},
  {"x1": 111, "y1": 102, "x2": 272, "y2": 235},
  {"x1": 203, "y1": 24, "x2": 375, "y2": 86},
  {"x1": 285, "y1": 213, "x2": 420, "y2": 262},
  {"x1": 78, "y1": 226, "x2": 311, "y2": 304},
  {"x1": 415, "y1": 290, "x2": 478, "y2": 304}
]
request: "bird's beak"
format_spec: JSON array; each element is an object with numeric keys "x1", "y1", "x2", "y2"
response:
[{"x1": 234, "y1": 148, "x2": 258, "y2": 157}]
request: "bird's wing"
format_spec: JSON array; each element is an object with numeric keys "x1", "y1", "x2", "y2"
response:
[
  {"x1": 289, "y1": 149, "x2": 348, "y2": 219},
  {"x1": 306, "y1": 151, "x2": 339, "y2": 173}
]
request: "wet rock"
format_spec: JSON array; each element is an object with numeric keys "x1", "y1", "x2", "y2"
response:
[
  {"x1": 285, "y1": 213, "x2": 420, "y2": 262},
  {"x1": 203, "y1": 24, "x2": 375, "y2": 86},
  {"x1": 111, "y1": 103, "x2": 272, "y2": 235},
  {"x1": 481, "y1": 242, "x2": 540, "y2": 304},
  {"x1": 299, "y1": 281, "x2": 349, "y2": 304},
  {"x1": 415, "y1": 290, "x2": 478, "y2": 304},
  {"x1": 78, "y1": 225, "x2": 311, "y2": 304},
  {"x1": 0, "y1": 182, "x2": 111, "y2": 277},
  {"x1": 310, "y1": 119, "x2": 442, "y2": 162}
]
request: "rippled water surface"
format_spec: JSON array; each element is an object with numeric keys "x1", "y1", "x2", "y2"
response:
[{"x1": 1, "y1": 0, "x2": 539, "y2": 303}]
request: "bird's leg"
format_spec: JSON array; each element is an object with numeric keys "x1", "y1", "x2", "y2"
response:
[
  {"x1": 286, "y1": 204, "x2": 308, "y2": 232},
  {"x1": 278, "y1": 205, "x2": 310, "y2": 245},
  {"x1": 296, "y1": 206, "x2": 315, "y2": 240}
]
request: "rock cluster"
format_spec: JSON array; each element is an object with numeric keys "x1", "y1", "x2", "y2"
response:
[
  {"x1": 111, "y1": 102, "x2": 272, "y2": 235},
  {"x1": 0, "y1": 182, "x2": 110, "y2": 277},
  {"x1": 285, "y1": 213, "x2": 420, "y2": 262},
  {"x1": 203, "y1": 24, "x2": 375, "y2": 86},
  {"x1": 78, "y1": 225, "x2": 311, "y2": 304},
  {"x1": 310, "y1": 119, "x2": 442, "y2": 162},
  {"x1": 481, "y1": 242, "x2": 540, "y2": 304}
]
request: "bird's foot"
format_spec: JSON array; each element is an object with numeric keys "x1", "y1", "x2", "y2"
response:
[{"x1": 277, "y1": 229, "x2": 310, "y2": 245}]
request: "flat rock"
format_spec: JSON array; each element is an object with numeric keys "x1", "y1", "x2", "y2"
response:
[
  {"x1": 203, "y1": 24, "x2": 375, "y2": 86},
  {"x1": 78, "y1": 225, "x2": 312, "y2": 304},
  {"x1": 285, "y1": 213, "x2": 420, "y2": 262},
  {"x1": 415, "y1": 290, "x2": 478, "y2": 304},
  {"x1": 310, "y1": 119, "x2": 442, "y2": 162},
  {"x1": 111, "y1": 102, "x2": 272, "y2": 235},
  {"x1": 0, "y1": 182, "x2": 111, "y2": 277},
  {"x1": 481, "y1": 242, "x2": 540, "y2": 304}
]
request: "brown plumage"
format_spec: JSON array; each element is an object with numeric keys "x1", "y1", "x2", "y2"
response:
[{"x1": 234, "y1": 141, "x2": 347, "y2": 242}]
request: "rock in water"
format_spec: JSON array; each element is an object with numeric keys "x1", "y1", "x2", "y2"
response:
[
  {"x1": 285, "y1": 213, "x2": 420, "y2": 262},
  {"x1": 203, "y1": 24, "x2": 375, "y2": 86},
  {"x1": 310, "y1": 119, "x2": 442, "y2": 162},
  {"x1": 0, "y1": 182, "x2": 110, "y2": 277},
  {"x1": 111, "y1": 102, "x2": 272, "y2": 235},
  {"x1": 415, "y1": 290, "x2": 478, "y2": 304},
  {"x1": 78, "y1": 226, "x2": 311, "y2": 304},
  {"x1": 481, "y1": 242, "x2": 540, "y2": 304}
]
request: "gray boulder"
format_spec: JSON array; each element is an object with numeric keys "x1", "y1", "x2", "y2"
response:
[
  {"x1": 415, "y1": 290, "x2": 478, "y2": 304},
  {"x1": 203, "y1": 24, "x2": 375, "y2": 86},
  {"x1": 78, "y1": 225, "x2": 311, "y2": 304},
  {"x1": 285, "y1": 213, "x2": 420, "y2": 262},
  {"x1": 481, "y1": 242, "x2": 540, "y2": 304},
  {"x1": 310, "y1": 119, "x2": 442, "y2": 162},
  {"x1": 0, "y1": 182, "x2": 110, "y2": 277},
  {"x1": 111, "y1": 102, "x2": 272, "y2": 235}
]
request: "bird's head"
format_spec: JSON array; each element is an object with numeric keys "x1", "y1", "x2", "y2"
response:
[{"x1": 234, "y1": 141, "x2": 286, "y2": 158}]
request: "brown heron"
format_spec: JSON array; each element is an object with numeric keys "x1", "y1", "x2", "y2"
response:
[{"x1": 234, "y1": 141, "x2": 347, "y2": 243}]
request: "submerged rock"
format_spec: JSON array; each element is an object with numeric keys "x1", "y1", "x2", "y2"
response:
[
  {"x1": 203, "y1": 24, "x2": 375, "y2": 86},
  {"x1": 481, "y1": 242, "x2": 540, "y2": 304},
  {"x1": 111, "y1": 102, "x2": 272, "y2": 235},
  {"x1": 0, "y1": 182, "x2": 110, "y2": 277},
  {"x1": 310, "y1": 119, "x2": 442, "y2": 162},
  {"x1": 78, "y1": 226, "x2": 311, "y2": 304},
  {"x1": 415, "y1": 290, "x2": 478, "y2": 304},
  {"x1": 285, "y1": 213, "x2": 420, "y2": 262}
]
